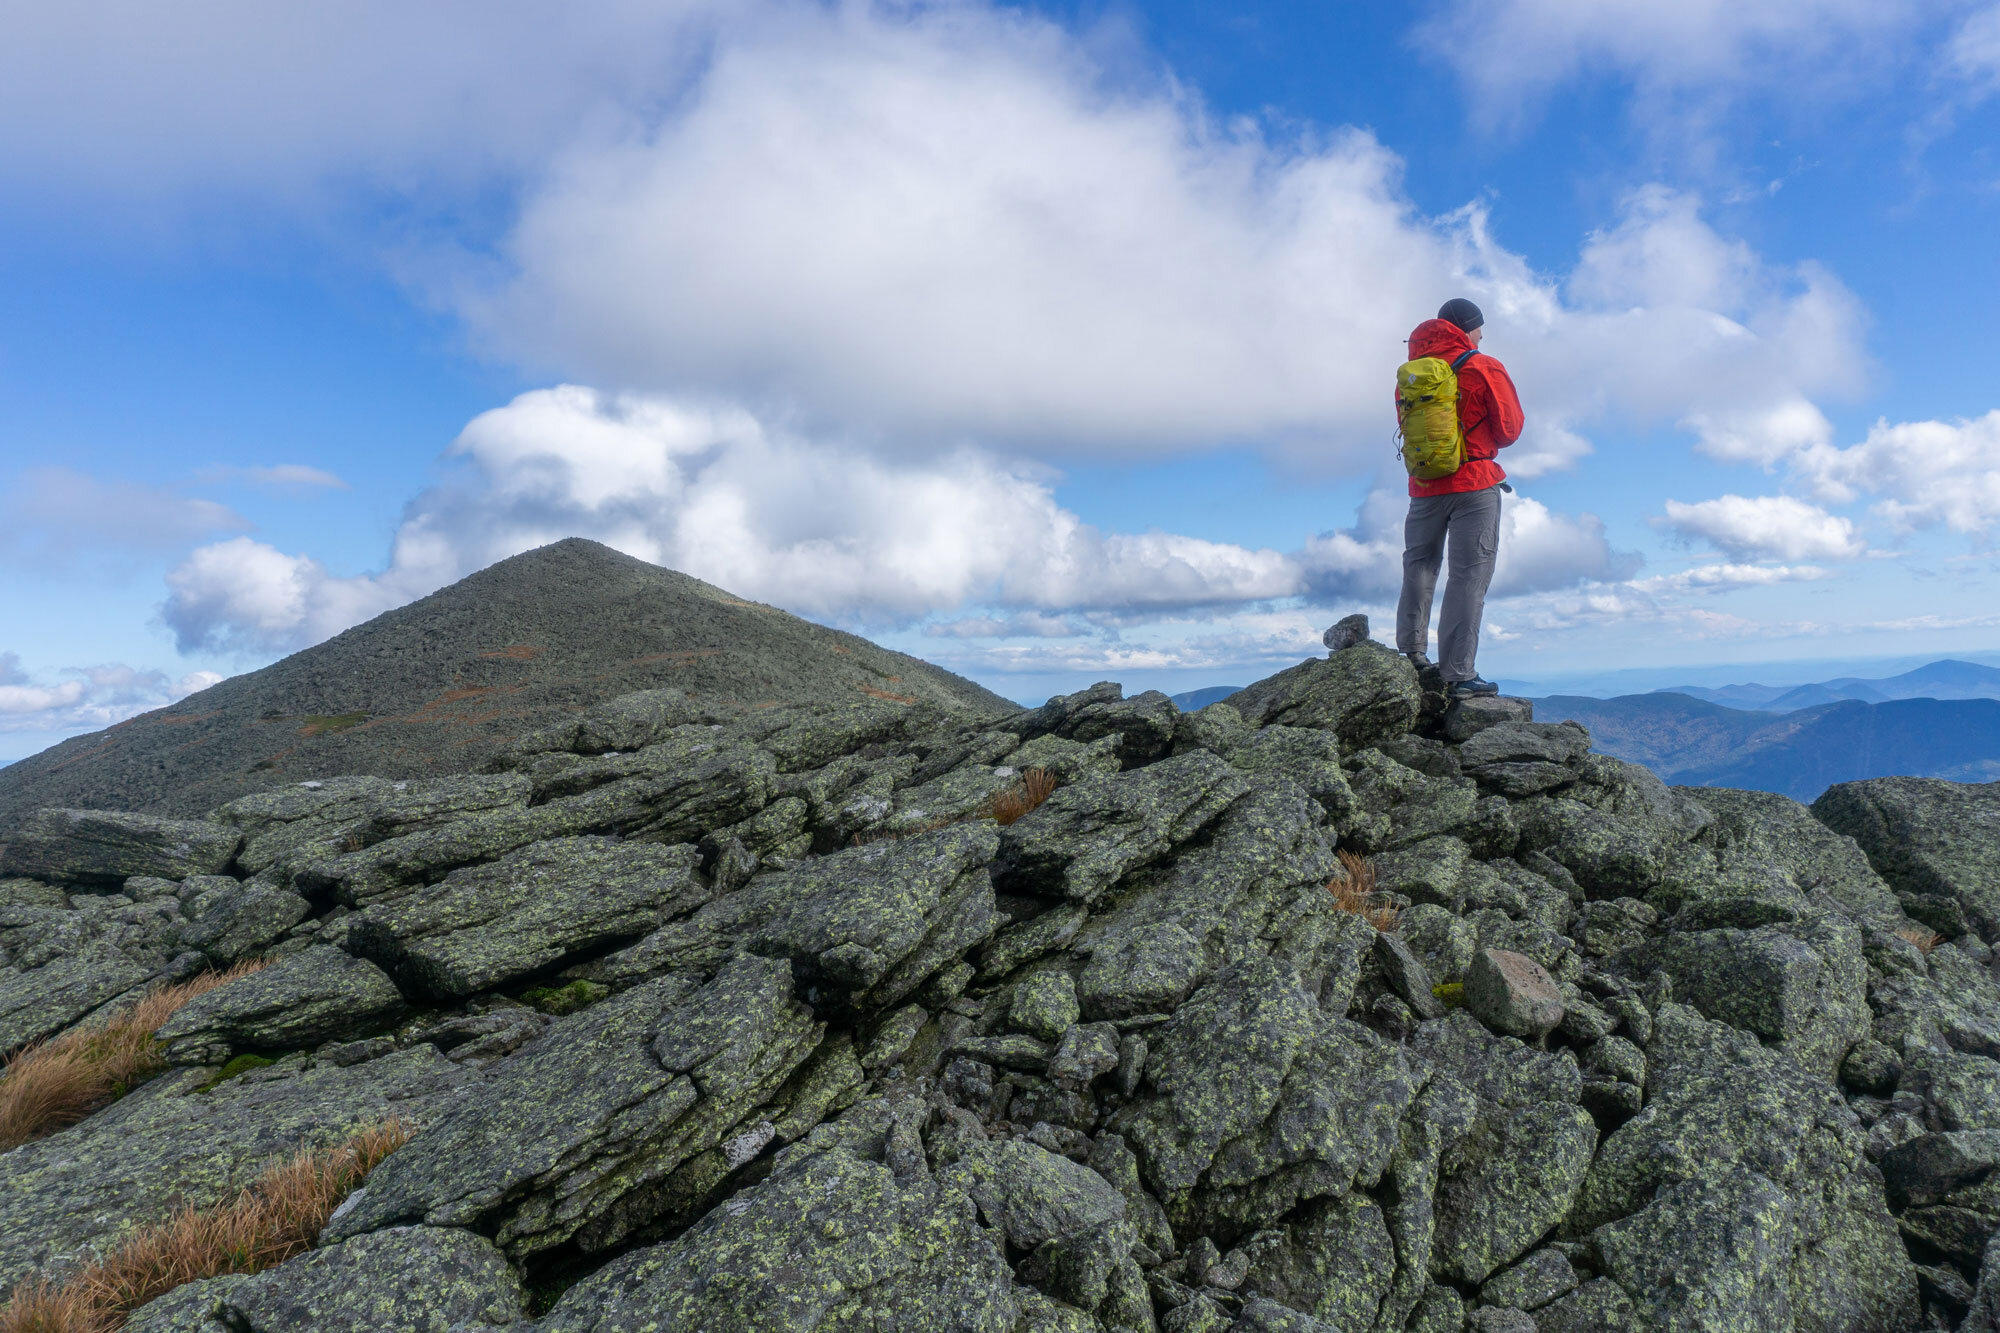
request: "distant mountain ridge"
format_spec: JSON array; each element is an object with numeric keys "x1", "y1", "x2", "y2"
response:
[
  {"x1": 1658, "y1": 658, "x2": 2000, "y2": 713},
  {"x1": 1533, "y1": 692, "x2": 2000, "y2": 802},
  {"x1": 0, "y1": 539, "x2": 1012, "y2": 827}
]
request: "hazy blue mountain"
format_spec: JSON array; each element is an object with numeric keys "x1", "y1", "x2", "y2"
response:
[
  {"x1": 1655, "y1": 658, "x2": 2000, "y2": 713},
  {"x1": 1534, "y1": 693, "x2": 2000, "y2": 802},
  {"x1": 1170, "y1": 685, "x2": 1245, "y2": 711}
]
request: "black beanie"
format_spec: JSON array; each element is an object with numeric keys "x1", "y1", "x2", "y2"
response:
[{"x1": 1438, "y1": 298, "x2": 1484, "y2": 332}]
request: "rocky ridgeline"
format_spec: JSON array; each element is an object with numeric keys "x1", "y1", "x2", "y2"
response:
[{"x1": 4, "y1": 638, "x2": 2000, "y2": 1331}]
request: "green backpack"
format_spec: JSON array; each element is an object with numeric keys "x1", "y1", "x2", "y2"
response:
[{"x1": 1396, "y1": 348, "x2": 1479, "y2": 480}]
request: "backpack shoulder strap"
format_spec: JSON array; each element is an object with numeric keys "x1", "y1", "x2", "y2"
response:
[{"x1": 1450, "y1": 348, "x2": 1480, "y2": 371}]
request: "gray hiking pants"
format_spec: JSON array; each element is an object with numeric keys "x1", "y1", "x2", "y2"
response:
[{"x1": 1396, "y1": 484, "x2": 1502, "y2": 683}]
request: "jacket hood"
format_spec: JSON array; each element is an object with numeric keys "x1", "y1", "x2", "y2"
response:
[{"x1": 1407, "y1": 317, "x2": 1474, "y2": 362}]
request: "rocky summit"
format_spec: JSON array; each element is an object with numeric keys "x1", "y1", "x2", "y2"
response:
[
  {"x1": 6, "y1": 628, "x2": 2000, "y2": 1332},
  {"x1": 0, "y1": 538, "x2": 1013, "y2": 827}
]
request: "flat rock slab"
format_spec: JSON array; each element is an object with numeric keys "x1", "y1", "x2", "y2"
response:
[
  {"x1": 346, "y1": 836, "x2": 705, "y2": 1000},
  {"x1": 534, "y1": 1108, "x2": 1019, "y2": 1333},
  {"x1": 1814, "y1": 776, "x2": 2000, "y2": 940},
  {"x1": 0, "y1": 938, "x2": 152, "y2": 1053},
  {"x1": 1226, "y1": 642, "x2": 1421, "y2": 753},
  {"x1": 328, "y1": 954, "x2": 823, "y2": 1260},
  {"x1": 216, "y1": 1226, "x2": 525, "y2": 1332},
  {"x1": 1, "y1": 808, "x2": 241, "y2": 884},
  {"x1": 156, "y1": 947, "x2": 406, "y2": 1064},
  {"x1": 0, "y1": 1044, "x2": 476, "y2": 1294},
  {"x1": 215, "y1": 774, "x2": 532, "y2": 877},
  {"x1": 997, "y1": 751, "x2": 1249, "y2": 905}
]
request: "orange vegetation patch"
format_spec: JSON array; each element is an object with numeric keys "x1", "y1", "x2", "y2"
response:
[
  {"x1": 0, "y1": 1121, "x2": 411, "y2": 1333},
  {"x1": 1328, "y1": 850, "x2": 1398, "y2": 931},
  {"x1": 858, "y1": 686, "x2": 917, "y2": 705},
  {"x1": 477, "y1": 644, "x2": 544, "y2": 660},
  {"x1": 988, "y1": 769, "x2": 1058, "y2": 826},
  {"x1": 1897, "y1": 925, "x2": 1944, "y2": 954},
  {"x1": 0, "y1": 961, "x2": 270, "y2": 1153},
  {"x1": 828, "y1": 644, "x2": 852, "y2": 655}
]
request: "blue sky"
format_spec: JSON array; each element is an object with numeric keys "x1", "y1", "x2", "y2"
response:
[{"x1": 4, "y1": 0, "x2": 2000, "y2": 754}]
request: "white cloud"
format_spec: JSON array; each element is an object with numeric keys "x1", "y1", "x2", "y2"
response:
[
  {"x1": 1948, "y1": 4, "x2": 2000, "y2": 89},
  {"x1": 1661, "y1": 495, "x2": 1865, "y2": 560},
  {"x1": 0, "y1": 652, "x2": 221, "y2": 734},
  {"x1": 1793, "y1": 410, "x2": 2000, "y2": 532},
  {"x1": 161, "y1": 388, "x2": 1641, "y2": 657},
  {"x1": 1299, "y1": 488, "x2": 1639, "y2": 602},
  {"x1": 2, "y1": 468, "x2": 248, "y2": 563},
  {"x1": 198, "y1": 464, "x2": 350, "y2": 490},
  {"x1": 1420, "y1": 0, "x2": 1948, "y2": 118}
]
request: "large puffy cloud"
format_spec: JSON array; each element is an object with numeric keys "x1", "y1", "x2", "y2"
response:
[
  {"x1": 1794, "y1": 410, "x2": 2000, "y2": 532},
  {"x1": 461, "y1": 7, "x2": 1866, "y2": 469},
  {"x1": 1661, "y1": 495, "x2": 1865, "y2": 561},
  {"x1": 161, "y1": 386, "x2": 1634, "y2": 656},
  {"x1": 0, "y1": 652, "x2": 221, "y2": 735}
]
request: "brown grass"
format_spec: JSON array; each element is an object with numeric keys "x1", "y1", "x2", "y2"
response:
[
  {"x1": 1897, "y1": 924, "x2": 1944, "y2": 954},
  {"x1": 1328, "y1": 850, "x2": 1398, "y2": 931},
  {"x1": 0, "y1": 1120, "x2": 410, "y2": 1333},
  {"x1": 0, "y1": 961, "x2": 269, "y2": 1153},
  {"x1": 988, "y1": 768, "x2": 1058, "y2": 826}
]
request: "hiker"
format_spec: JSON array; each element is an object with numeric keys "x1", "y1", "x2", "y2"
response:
[{"x1": 1393, "y1": 297, "x2": 1524, "y2": 699}]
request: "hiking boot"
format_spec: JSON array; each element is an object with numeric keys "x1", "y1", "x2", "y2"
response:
[
  {"x1": 1449, "y1": 676, "x2": 1500, "y2": 699},
  {"x1": 1403, "y1": 650, "x2": 1433, "y2": 670}
]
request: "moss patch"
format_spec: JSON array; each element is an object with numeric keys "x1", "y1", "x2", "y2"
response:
[
  {"x1": 522, "y1": 980, "x2": 609, "y2": 1016},
  {"x1": 1432, "y1": 982, "x2": 1466, "y2": 1009},
  {"x1": 200, "y1": 1053, "x2": 276, "y2": 1092}
]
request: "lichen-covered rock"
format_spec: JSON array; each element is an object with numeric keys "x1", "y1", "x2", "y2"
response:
[
  {"x1": 0, "y1": 807, "x2": 241, "y2": 884},
  {"x1": 326, "y1": 954, "x2": 822, "y2": 1259},
  {"x1": 997, "y1": 752, "x2": 1250, "y2": 905},
  {"x1": 155, "y1": 947, "x2": 405, "y2": 1064},
  {"x1": 0, "y1": 1044, "x2": 474, "y2": 1294},
  {"x1": 1813, "y1": 776, "x2": 2000, "y2": 941},
  {"x1": 1226, "y1": 643, "x2": 1422, "y2": 753},
  {"x1": 1443, "y1": 696, "x2": 1533, "y2": 742},
  {"x1": 346, "y1": 837, "x2": 705, "y2": 1000},
  {"x1": 534, "y1": 1102, "x2": 1019, "y2": 1333},
  {"x1": 0, "y1": 937, "x2": 153, "y2": 1052},
  {"x1": 215, "y1": 1226, "x2": 525, "y2": 1331},
  {"x1": 1236, "y1": 1193, "x2": 1394, "y2": 1330},
  {"x1": 1698, "y1": 786, "x2": 1905, "y2": 924},
  {"x1": 577, "y1": 823, "x2": 999, "y2": 1015},
  {"x1": 177, "y1": 880, "x2": 310, "y2": 965},
  {"x1": 122, "y1": 1274, "x2": 247, "y2": 1332},
  {"x1": 1456, "y1": 722, "x2": 1588, "y2": 798},
  {"x1": 1012, "y1": 969, "x2": 1082, "y2": 1042},
  {"x1": 938, "y1": 1138, "x2": 1127, "y2": 1249},
  {"x1": 213, "y1": 774, "x2": 532, "y2": 877},
  {"x1": 1624, "y1": 909, "x2": 1868, "y2": 1076},
  {"x1": 1569, "y1": 1004, "x2": 1919, "y2": 1330}
]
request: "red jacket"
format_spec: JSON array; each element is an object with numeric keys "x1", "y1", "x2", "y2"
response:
[{"x1": 1401, "y1": 318, "x2": 1525, "y2": 497}]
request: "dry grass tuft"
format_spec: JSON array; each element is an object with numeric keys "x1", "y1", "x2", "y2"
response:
[
  {"x1": 1328, "y1": 850, "x2": 1398, "y2": 932},
  {"x1": 0, "y1": 960, "x2": 269, "y2": 1153},
  {"x1": 1897, "y1": 925, "x2": 1944, "y2": 954},
  {"x1": 988, "y1": 768, "x2": 1058, "y2": 826},
  {"x1": 0, "y1": 1120, "x2": 410, "y2": 1333}
]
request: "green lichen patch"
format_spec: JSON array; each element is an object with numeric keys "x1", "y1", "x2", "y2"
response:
[{"x1": 200, "y1": 1053, "x2": 276, "y2": 1092}]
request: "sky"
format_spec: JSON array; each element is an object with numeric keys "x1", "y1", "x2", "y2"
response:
[{"x1": 4, "y1": 0, "x2": 2000, "y2": 757}]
